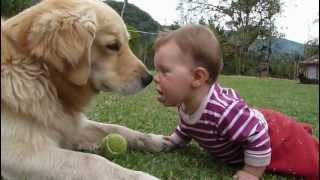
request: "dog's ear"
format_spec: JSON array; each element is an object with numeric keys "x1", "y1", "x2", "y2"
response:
[{"x1": 28, "y1": 9, "x2": 97, "y2": 85}]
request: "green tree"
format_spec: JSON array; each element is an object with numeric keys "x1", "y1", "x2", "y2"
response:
[
  {"x1": 207, "y1": 19, "x2": 237, "y2": 75},
  {"x1": 105, "y1": 0, "x2": 161, "y2": 69},
  {"x1": 176, "y1": 0, "x2": 211, "y2": 25},
  {"x1": 304, "y1": 13, "x2": 319, "y2": 58},
  {"x1": 127, "y1": 25, "x2": 142, "y2": 56},
  {"x1": 176, "y1": 0, "x2": 282, "y2": 75},
  {"x1": 260, "y1": 0, "x2": 283, "y2": 76},
  {"x1": 304, "y1": 38, "x2": 319, "y2": 58},
  {"x1": 1, "y1": 0, "x2": 33, "y2": 18}
]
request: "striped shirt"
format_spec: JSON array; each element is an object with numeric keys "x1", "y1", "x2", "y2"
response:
[{"x1": 170, "y1": 83, "x2": 271, "y2": 167}]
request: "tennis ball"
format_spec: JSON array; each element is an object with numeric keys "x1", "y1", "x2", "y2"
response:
[{"x1": 100, "y1": 133, "x2": 128, "y2": 159}]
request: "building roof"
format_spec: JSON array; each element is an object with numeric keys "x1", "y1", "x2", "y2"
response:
[{"x1": 299, "y1": 55, "x2": 319, "y2": 65}]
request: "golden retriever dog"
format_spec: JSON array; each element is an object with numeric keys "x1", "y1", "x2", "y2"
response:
[{"x1": 1, "y1": 0, "x2": 172, "y2": 179}]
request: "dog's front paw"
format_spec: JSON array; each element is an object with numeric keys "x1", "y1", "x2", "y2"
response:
[{"x1": 138, "y1": 133, "x2": 174, "y2": 152}]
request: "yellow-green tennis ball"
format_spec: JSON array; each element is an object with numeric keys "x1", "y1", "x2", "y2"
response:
[{"x1": 100, "y1": 133, "x2": 127, "y2": 159}]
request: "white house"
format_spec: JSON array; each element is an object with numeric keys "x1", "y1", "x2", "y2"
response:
[{"x1": 298, "y1": 55, "x2": 319, "y2": 84}]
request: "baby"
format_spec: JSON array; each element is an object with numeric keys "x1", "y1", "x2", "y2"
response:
[{"x1": 153, "y1": 25, "x2": 318, "y2": 180}]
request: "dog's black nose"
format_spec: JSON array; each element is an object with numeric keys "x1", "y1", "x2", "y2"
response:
[{"x1": 141, "y1": 74, "x2": 153, "y2": 87}]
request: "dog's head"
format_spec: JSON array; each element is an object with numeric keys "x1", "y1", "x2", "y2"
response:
[{"x1": 2, "y1": 0, "x2": 153, "y2": 95}]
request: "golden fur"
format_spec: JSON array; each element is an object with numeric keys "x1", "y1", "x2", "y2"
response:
[{"x1": 1, "y1": 0, "x2": 171, "y2": 179}]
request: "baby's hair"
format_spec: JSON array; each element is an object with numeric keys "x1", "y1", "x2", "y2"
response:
[{"x1": 154, "y1": 25, "x2": 223, "y2": 83}]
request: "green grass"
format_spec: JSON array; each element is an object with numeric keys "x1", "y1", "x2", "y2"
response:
[{"x1": 87, "y1": 75, "x2": 319, "y2": 180}]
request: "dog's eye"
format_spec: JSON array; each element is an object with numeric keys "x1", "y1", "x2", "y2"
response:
[{"x1": 106, "y1": 43, "x2": 120, "y2": 51}]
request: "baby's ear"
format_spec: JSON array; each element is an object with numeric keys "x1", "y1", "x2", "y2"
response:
[
  {"x1": 192, "y1": 67, "x2": 210, "y2": 87},
  {"x1": 28, "y1": 9, "x2": 97, "y2": 85}
]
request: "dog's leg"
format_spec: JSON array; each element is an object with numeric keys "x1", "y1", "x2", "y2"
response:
[
  {"x1": 73, "y1": 116, "x2": 174, "y2": 153},
  {"x1": 2, "y1": 146, "x2": 159, "y2": 180}
]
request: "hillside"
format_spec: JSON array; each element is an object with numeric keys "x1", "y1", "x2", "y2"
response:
[
  {"x1": 249, "y1": 38, "x2": 304, "y2": 59},
  {"x1": 105, "y1": 0, "x2": 161, "y2": 34}
]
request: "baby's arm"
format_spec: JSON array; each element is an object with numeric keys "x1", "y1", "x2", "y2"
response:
[
  {"x1": 218, "y1": 103, "x2": 271, "y2": 179},
  {"x1": 161, "y1": 122, "x2": 193, "y2": 151}
]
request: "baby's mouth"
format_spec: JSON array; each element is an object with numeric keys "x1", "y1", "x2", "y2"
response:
[
  {"x1": 156, "y1": 89, "x2": 165, "y2": 102},
  {"x1": 156, "y1": 89, "x2": 163, "y2": 95}
]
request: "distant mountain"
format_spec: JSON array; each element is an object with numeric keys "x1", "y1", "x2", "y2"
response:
[
  {"x1": 106, "y1": 0, "x2": 161, "y2": 33},
  {"x1": 249, "y1": 38, "x2": 304, "y2": 59}
]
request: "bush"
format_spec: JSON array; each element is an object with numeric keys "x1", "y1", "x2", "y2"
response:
[{"x1": 1, "y1": 0, "x2": 34, "y2": 18}]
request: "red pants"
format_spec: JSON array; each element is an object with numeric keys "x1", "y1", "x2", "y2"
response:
[{"x1": 259, "y1": 109, "x2": 319, "y2": 180}]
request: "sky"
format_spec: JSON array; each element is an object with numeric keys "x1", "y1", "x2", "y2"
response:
[{"x1": 114, "y1": 0, "x2": 319, "y2": 44}]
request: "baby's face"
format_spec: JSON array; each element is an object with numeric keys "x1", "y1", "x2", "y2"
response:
[{"x1": 154, "y1": 41, "x2": 195, "y2": 107}]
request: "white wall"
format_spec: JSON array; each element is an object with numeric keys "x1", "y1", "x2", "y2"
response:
[{"x1": 306, "y1": 65, "x2": 319, "y2": 80}]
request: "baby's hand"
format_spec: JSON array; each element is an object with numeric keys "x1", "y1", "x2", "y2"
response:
[
  {"x1": 163, "y1": 136, "x2": 184, "y2": 151},
  {"x1": 163, "y1": 136, "x2": 172, "y2": 142},
  {"x1": 233, "y1": 170, "x2": 259, "y2": 180},
  {"x1": 144, "y1": 134, "x2": 175, "y2": 152}
]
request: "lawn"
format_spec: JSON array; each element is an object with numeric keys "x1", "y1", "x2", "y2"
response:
[{"x1": 87, "y1": 75, "x2": 319, "y2": 180}]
